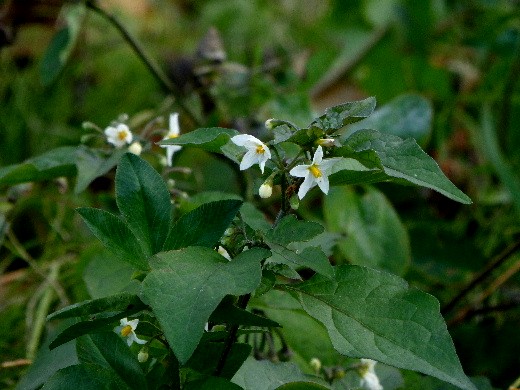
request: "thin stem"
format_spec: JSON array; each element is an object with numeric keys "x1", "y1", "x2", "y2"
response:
[
  {"x1": 85, "y1": 0, "x2": 200, "y2": 126},
  {"x1": 442, "y1": 239, "x2": 520, "y2": 315},
  {"x1": 214, "y1": 294, "x2": 251, "y2": 376}
]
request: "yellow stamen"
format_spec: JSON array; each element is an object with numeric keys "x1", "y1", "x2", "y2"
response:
[
  {"x1": 256, "y1": 145, "x2": 265, "y2": 154},
  {"x1": 309, "y1": 164, "x2": 322, "y2": 178},
  {"x1": 117, "y1": 130, "x2": 128, "y2": 141},
  {"x1": 120, "y1": 325, "x2": 133, "y2": 337},
  {"x1": 167, "y1": 133, "x2": 179, "y2": 139}
]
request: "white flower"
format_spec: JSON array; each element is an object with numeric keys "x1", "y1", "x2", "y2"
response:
[
  {"x1": 358, "y1": 359, "x2": 383, "y2": 390},
  {"x1": 259, "y1": 182, "x2": 273, "y2": 198},
  {"x1": 230, "y1": 134, "x2": 271, "y2": 174},
  {"x1": 289, "y1": 146, "x2": 336, "y2": 199},
  {"x1": 105, "y1": 123, "x2": 133, "y2": 148},
  {"x1": 161, "y1": 113, "x2": 183, "y2": 166},
  {"x1": 114, "y1": 318, "x2": 146, "y2": 346},
  {"x1": 128, "y1": 142, "x2": 143, "y2": 155}
]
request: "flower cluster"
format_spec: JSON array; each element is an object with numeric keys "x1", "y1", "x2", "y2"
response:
[{"x1": 231, "y1": 134, "x2": 336, "y2": 199}]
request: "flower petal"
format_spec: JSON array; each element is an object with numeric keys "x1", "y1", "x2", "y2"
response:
[
  {"x1": 169, "y1": 113, "x2": 180, "y2": 136},
  {"x1": 298, "y1": 174, "x2": 316, "y2": 199},
  {"x1": 239, "y1": 150, "x2": 258, "y2": 170},
  {"x1": 231, "y1": 134, "x2": 258, "y2": 147},
  {"x1": 313, "y1": 146, "x2": 324, "y2": 164},
  {"x1": 289, "y1": 164, "x2": 310, "y2": 178},
  {"x1": 315, "y1": 175, "x2": 330, "y2": 194}
]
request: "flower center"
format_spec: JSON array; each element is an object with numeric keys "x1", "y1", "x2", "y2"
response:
[
  {"x1": 309, "y1": 164, "x2": 322, "y2": 178},
  {"x1": 117, "y1": 130, "x2": 128, "y2": 141},
  {"x1": 120, "y1": 325, "x2": 133, "y2": 337},
  {"x1": 256, "y1": 145, "x2": 265, "y2": 154}
]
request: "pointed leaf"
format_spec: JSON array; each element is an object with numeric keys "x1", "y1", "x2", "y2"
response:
[
  {"x1": 77, "y1": 208, "x2": 148, "y2": 271},
  {"x1": 336, "y1": 130, "x2": 471, "y2": 204},
  {"x1": 266, "y1": 245, "x2": 334, "y2": 279},
  {"x1": 116, "y1": 153, "x2": 172, "y2": 256},
  {"x1": 47, "y1": 293, "x2": 146, "y2": 321},
  {"x1": 74, "y1": 147, "x2": 125, "y2": 193},
  {"x1": 0, "y1": 146, "x2": 77, "y2": 186},
  {"x1": 163, "y1": 199, "x2": 242, "y2": 250},
  {"x1": 210, "y1": 297, "x2": 281, "y2": 328},
  {"x1": 285, "y1": 265, "x2": 477, "y2": 390},
  {"x1": 141, "y1": 246, "x2": 269, "y2": 363},
  {"x1": 310, "y1": 97, "x2": 376, "y2": 132},
  {"x1": 159, "y1": 127, "x2": 239, "y2": 153},
  {"x1": 76, "y1": 332, "x2": 146, "y2": 389},
  {"x1": 265, "y1": 216, "x2": 324, "y2": 246}
]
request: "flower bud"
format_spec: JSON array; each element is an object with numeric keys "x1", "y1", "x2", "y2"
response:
[
  {"x1": 137, "y1": 348, "x2": 149, "y2": 363},
  {"x1": 259, "y1": 182, "x2": 273, "y2": 198},
  {"x1": 265, "y1": 119, "x2": 276, "y2": 130},
  {"x1": 309, "y1": 357, "x2": 322, "y2": 373},
  {"x1": 128, "y1": 142, "x2": 143, "y2": 155},
  {"x1": 317, "y1": 138, "x2": 336, "y2": 147}
]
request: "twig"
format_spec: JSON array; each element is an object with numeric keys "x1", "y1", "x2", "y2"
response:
[
  {"x1": 442, "y1": 239, "x2": 520, "y2": 315},
  {"x1": 85, "y1": 0, "x2": 200, "y2": 127},
  {"x1": 214, "y1": 294, "x2": 251, "y2": 376}
]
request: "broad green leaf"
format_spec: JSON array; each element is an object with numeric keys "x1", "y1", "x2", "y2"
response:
[
  {"x1": 76, "y1": 332, "x2": 147, "y2": 389},
  {"x1": 47, "y1": 293, "x2": 146, "y2": 321},
  {"x1": 232, "y1": 357, "x2": 321, "y2": 390},
  {"x1": 178, "y1": 191, "x2": 242, "y2": 214},
  {"x1": 40, "y1": 3, "x2": 86, "y2": 85},
  {"x1": 16, "y1": 321, "x2": 79, "y2": 390},
  {"x1": 309, "y1": 97, "x2": 376, "y2": 133},
  {"x1": 0, "y1": 146, "x2": 77, "y2": 186},
  {"x1": 163, "y1": 199, "x2": 243, "y2": 250},
  {"x1": 324, "y1": 186, "x2": 411, "y2": 275},
  {"x1": 210, "y1": 297, "x2": 281, "y2": 328},
  {"x1": 42, "y1": 364, "x2": 130, "y2": 390},
  {"x1": 141, "y1": 246, "x2": 269, "y2": 363},
  {"x1": 186, "y1": 342, "x2": 252, "y2": 380},
  {"x1": 159, "y1": 127, "x2": 239, "y2": 153},
  {"x1": 77, "y1": 208, "x2": 148, "y2": 271},
  {"x1": 327, "y1": 157, "x2": 388, "y2": 186},
  {"x1": 49, "y1": 312, "x2": 140, "y2": 350},
  {"x1": 240, "y1": 202, "x2": 272, "y2": 232},
  {"x1": 285, "y1": 265, "x2": 477, "y2": 390},
  {"x1": 116, "y1": 153, "x2": 172, "y2": 256},
  {"x1": 344, "y1": 94, "x2": 433, "y2": 144},
  {"x1": 336, "y1": 129, "x2": 472, "y2": 204},
  {"x1": 74, "y1": 147, "x2": 125, "y2": 193}
]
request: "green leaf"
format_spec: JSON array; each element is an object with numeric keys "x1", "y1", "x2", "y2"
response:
[
  {"x1": 324, "y1": 186, "x2": 411, "y2": 275},
  {"x1": 40, "y1": 3, "x2": 86, "y2": 85},
  {"x1": 42, "y1": 364, "x2": 130, "y2": 390},
  {"x1": 76, "y1": 332, "x2": 147, "y2": 389},
  {"x1": 47, "y1": 293, "x2": 146, "y2": 321},
  {"x1": 276, "y1": 383, "x2": 330, "y2": 390},
  {"x1": 265, "y1": 216, "x2": 333, "y2": 278},
  {"x1": 141, "y1": 246, "x2": 269, "y2": 363},
  {"x1": 345, "y1": 94, "x2": 433, "y2": 144},
  {"x1": 232, "y1": 357, "x2": 321, "y2": 390},
  {"x1": 74, "y1": 147, "x2": 125, "y2": 193},
  {"x1": 310, "y1": 97, "x2": 376, "y2": 132},
  {"x1": 159, "y1": 127, "x2": 239, "y2": 153},
  {"x1": 336, "y1": 129, "x2": 472, "y2": 204},
  {"x1": 240, "y1": 202, "x2": 272, "y2": 232},
  {"x1": 210, "y1": 296, "x2": 281, "y2": 328},
  {"x1": 286, "y1": 265, "x2": 477, "y2": 390},
  {"x1": 77, "y1": 208, "x2": 149, "y2": 271},
  {"x1": 49, "y1": 312, "x2": 140, "y2": 350},
  {"x1": 115, "y1": 153, "x2": 172, "y2": 256},
  {"x1": 0, "y1": 146, "x2": 77, "y2": 186},
  {"x1": 163, "y1": 199, "x2": 243, "y2": 250},
  {"x1": 185, "y1": 376, "x2": 244, "y2": 390}
]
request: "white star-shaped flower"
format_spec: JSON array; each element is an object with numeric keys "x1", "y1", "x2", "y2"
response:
[
  {"x1": 105, "y1": 123, "x2": 133, "y2": 148},
  {"x1": 230, "y1": 134, "x2": 271, "y2": 173},
  {"x1": 161, "y1": 113, "x2": 183, "y2": 166},
  {"x1": 289, "y1": 146, "x2": 336, "y2": 199},
  {"x1": 114, "y1": 318, "x2": 146, "y2": 346},
  {"x1": 358, "y1": 359, "x2": 383, "y2": 390}
]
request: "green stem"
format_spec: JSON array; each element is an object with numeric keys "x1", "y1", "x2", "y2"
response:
[
  {"x1": 214, "y1": 294, "x2": 251, "y2": 376},
  {"x1": 85, "y1": 0, "x2": 200, "y2": 126}
]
